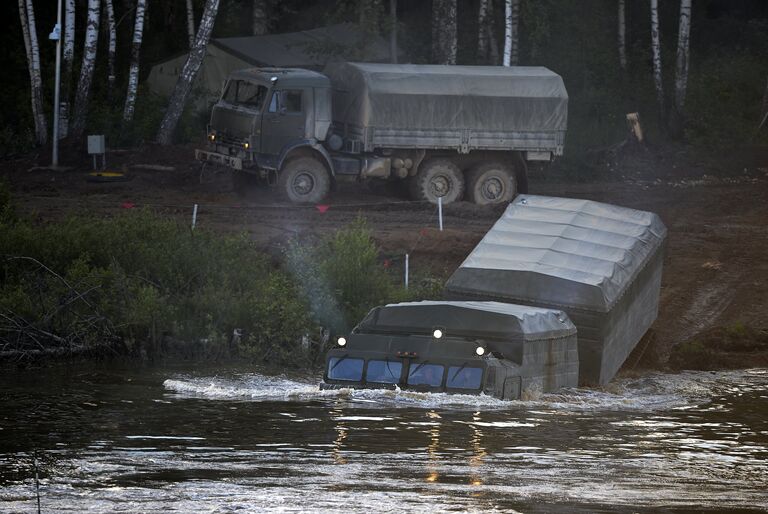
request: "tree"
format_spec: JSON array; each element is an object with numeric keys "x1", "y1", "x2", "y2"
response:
[
  {"x1": 618, "y1": 0, "x2": 627, "y2": 70},
  {"x1": 477, "y1": 0, "x2": 491, "y2": 63},
  {"x1": 156, "y1": 0, "x2": 220, "y2": 145},
  {"x1": 670, "y1": 0, "x2": 692, "y2": 137},
  {"x1": 358, "y1": 0, "x2": 381, "y2": 36},
  {"x1": 503, "y1": 0, "x2": 520, "y2": 66},
  {"x1": 760, "y1": 78, "x2": 768, "y2": 130},
  {"x1": 72, "y1": 0, "x2": 101, "y2": 138},
  {"x1": 650, "y1": 0, "x2": 664, "y2": 126},
  {"x1": 252, "y1": 0, "x2": 268, "y2": 36},
  {"x1": 60, "y1": 0, "x2": 75, "y2": 139},
  {"x1": 18, "y1": 0, "x2": 47, "y2": 146},
  {"x1": 104, "y1": 0, "x2": 117, "y2": 100},
  {"x1": 186, "y1": 0, "x2": 195, "y2": 48},
  {"x1": 123, "y1": 0, "x2": 147, "y2": 122},
  {"x1": 431, "y1": 0, "x2": 456, "y2": 65}
]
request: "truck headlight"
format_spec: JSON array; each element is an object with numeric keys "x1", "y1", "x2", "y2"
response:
[
  {"x1": 208, "y1": 133, "x2": 216, "y2": 142},
  {"x1": 337, "y1": 337, "x2": 347, "y2": 347},
  {"x1": 475, "y1": 346, "x2": 486, "y2": 356},
  {"x1": 244, "y1": 142, "x2": 250, "y2": 149},
  {"x1": 433, "y1": 329, "x2": 443, "y2": 339}
]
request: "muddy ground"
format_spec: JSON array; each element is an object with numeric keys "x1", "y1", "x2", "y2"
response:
[{"x1": 3, "y1": 142, "x2": 768, "y2": 373}]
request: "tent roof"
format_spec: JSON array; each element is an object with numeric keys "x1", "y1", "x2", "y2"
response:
[
  {"x1": 210, "y1": 23, "x2": 391, "y2": 68},
  {"x1": 445, "y1": 196, "x2": 667, "y2": 311}
]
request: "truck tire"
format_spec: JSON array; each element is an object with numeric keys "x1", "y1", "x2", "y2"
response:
[
  {"x1": 466, "y1": 162, "x2": 517, "y2": 205},
  {"x1": 411, "y1": 159, "x2": 465, "y2": 204},
  {"x1": 279, "y1": 157, "x2": 330, "y2": 203}
]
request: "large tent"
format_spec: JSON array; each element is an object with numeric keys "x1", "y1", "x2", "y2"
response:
[{"x1": 146, "y1": 24, "x2": 393, "y2": 109}]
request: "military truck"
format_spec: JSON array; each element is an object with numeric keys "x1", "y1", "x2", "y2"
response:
[
  {"x1": 196, "y1": 63, "x2": 568, "y2": 205},
  {"x1": 321, "y1": 301, "x2": 579, "y2": 400}
]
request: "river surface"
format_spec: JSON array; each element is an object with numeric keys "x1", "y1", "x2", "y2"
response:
[{"x1": 0, "y1": 365, "x2": 767, "y2": 513}]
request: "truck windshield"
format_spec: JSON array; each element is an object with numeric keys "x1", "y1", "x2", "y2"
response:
[
  {"x1": 223, "y1": 80, "x2": 267, "y2": 110},
  {"x1": 327, "y1": 357, "x2": 363, "y2": 381},
  {"x1": 407, "y1": 363, "x2": 444, "y2": 387},
  {"x1": 365, "y1": 360, "x2": 402, "y2": 384},
  {"x1": 446, "y1": 366, "x2": 483, "y2": 390}
]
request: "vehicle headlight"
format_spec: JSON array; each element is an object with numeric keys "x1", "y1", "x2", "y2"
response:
[
  {"x1": 475, "y1": 346, "x2": 486, "y2": 356},
  {"x1": 337, "y1": 337, "x2": 347, "y2": 347},
  {"x1": 244, "y1": 142, "x2": 250, "y2": 149},
  {"x1": 433, "y1": 329, "x2": 443, "y2": 339},
  {"x1": 208, "y1": 133, "x2": 216, "y2": 142}
]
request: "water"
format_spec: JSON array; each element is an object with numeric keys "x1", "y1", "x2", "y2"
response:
[{"x1": 1, "y1": 365, "x2": 767, "y2": 513}]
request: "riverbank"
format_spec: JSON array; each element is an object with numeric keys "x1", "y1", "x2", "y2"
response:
[{"x1": 2, "y1": 143, "x2": 768, "y2": 373}]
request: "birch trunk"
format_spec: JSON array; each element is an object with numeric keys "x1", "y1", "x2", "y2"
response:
[
  {"x1": 72, "y1": 0, "x2": 101, "y2": 138},
  {"x1": 60, "y1": 0, "x2": 75, "y2": 138},
  {"x1": 104, "y1": 0, "x2": 117, "y2": 100},
  {"x1": 478, "y1": 0, "x2": 490, "y2": 63},
  {"x1": 618, "y1": 0, "x2": 627, "y2": 70},
  {"x1": 672, "y1": 0, "x2": 692, "y2": 121},
  {"x1": 503, "y1": 0, "x2": 520, "y2": 66},
  {"x1": 186, "y1": 0, "x2": 195, "y2": 48},
  {"x1": 19, "y1": 0, "x2": 47, "y2": 146},
  {"x1": 123, "y1": 0, "x2": 147, "y2": 122},
  {"x1": 431, "y1": 0, "x2": 456, "y2": 65},
  {"x1": 252, "y1": 0, "x2": 267, "y2": 36},
  {"x1": 157, "y1": 0, "x2": 220, "y2": 145},
  {"x1": 650, "y1": 0, "x2": 665, "y2": 125}
]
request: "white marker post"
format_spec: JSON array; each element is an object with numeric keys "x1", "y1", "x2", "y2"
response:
[
  {"x1": 404, "y1": 253, "x2": 409, "y2": 289},
  {"x1": 438, "y1": 196, "x2": 443, "y2": 231},
  {"x1": 191, "y1": 204, "x2": 198, "y2": 230}
]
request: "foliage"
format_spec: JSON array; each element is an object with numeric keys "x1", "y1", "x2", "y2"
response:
[
  {"x1": 0, "y1": 209, "x2": 316, "y2": 364},
  {"x1": 285, "y1": 218, "x2": 442, "y2": 335}
]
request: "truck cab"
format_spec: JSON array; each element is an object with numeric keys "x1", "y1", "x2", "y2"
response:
[{"x1": 197, "y1": 68, "x2": 335, "y2": 202}]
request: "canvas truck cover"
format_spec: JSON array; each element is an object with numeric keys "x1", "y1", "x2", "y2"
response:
[
  {"x1": 357, "y1": 300, "x2": 576, "y2": 342},
  {"x1": 444, "y1": 195, "x2": 667, "y2": 385},
  {"x1": 322, "y1": 62, "x2": 568, "y2": 153}
]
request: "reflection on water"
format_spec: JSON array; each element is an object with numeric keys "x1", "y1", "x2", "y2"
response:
[{"x1": 0, "y1": 366, "x2": 767, "y2": 513}]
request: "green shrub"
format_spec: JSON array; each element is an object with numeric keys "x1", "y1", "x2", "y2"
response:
[
  {"x1": 0, "y1": 209, "x2": 316, "y2": 364},
  {"x1": 285, "y1": 218, "x2": 446, "y2": 335}
]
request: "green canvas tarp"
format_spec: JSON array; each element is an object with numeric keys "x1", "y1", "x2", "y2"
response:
[{"x1": 444, "y1": 195, "x2": 667, "y2": 385}]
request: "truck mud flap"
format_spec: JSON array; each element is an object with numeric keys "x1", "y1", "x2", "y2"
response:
[{"x1": 195, "y1": 149, "x2": 243, "y2": 171}]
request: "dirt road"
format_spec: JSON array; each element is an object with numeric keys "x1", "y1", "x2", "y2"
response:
[{"x1": 4, "y1": 144, "x2": 768, "y2": 370}]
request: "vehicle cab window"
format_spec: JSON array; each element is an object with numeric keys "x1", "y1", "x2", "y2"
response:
[
  {"x1": 268, "y1": 90, "x2": 303, "y2": 114},
  {"x1": 222, "y1": 80, "x2": 267, "y2": 110}
]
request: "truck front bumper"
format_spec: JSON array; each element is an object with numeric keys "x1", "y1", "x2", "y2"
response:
[{"x1": 195, "y1": 149, "x2": 243, "y2": 170}]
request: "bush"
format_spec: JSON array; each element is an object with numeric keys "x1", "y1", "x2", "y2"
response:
[
  {"x1": 0, "y1": 209, "x2": 316, "y2": 364},
  {"x1": 285, "y1": 218, "x2": 445, "y2": 335}
]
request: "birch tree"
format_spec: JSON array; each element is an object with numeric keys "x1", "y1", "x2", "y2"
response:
[
  {"x1": 252, "y1": 0, "x2": 268, "y2": 36},
  {"x1": 186, "y1": 0, "x2": 195, "y2": 48},
  {"x1": 478, "y1": 0, "x2": 491, "y2": 63},
  {"x1": 503, "y1": 0, "x2": 520, "y2": 66},
  {"x1": 72, "y1": 0, "x2": 101, "y2": 138},
  {"x1": 671, "y1": 0, "x2": 692, "y2": 136},
  {"x1": 760, "y1": 78, "x2": 768, "y2": 130},
  {"x1": 60, "y1": 0, "x2": 75, "y2": 138},
  {"x1": 104, "y1": 0, "x2": 117, "y2": 99},
  {"x1": 18, "y1": 0, "x2": 47, "y2": 145},
  {"x1": 431, "y1": 0, "x2": 456, "y2": 65},
  {"x1": 618, "y1": 0, "x2": 627, "y2": 70},
  {"x1": 123, "y1": 0, "x2": 147, "y2": 122},
  {"x1": 650, "y1": 0, "x2": 664, "y2": 125},
  {"x1": 157, "y1": 0, "x2": 220, "y2": 145}
]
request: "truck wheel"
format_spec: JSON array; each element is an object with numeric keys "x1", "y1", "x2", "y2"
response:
[
  {"x1": 411, "y1": 159, "x2": 465, "y2": 204},
  {"x1": 466, "y1": 162, "x2": 517, "y2": 205},
  {"x1": 279, "y1": 157, "x2": 330, "y2": 203}
]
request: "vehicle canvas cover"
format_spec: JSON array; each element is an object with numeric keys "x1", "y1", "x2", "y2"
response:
[
  {"x1": 444, "y1": 195, "x2": 667, "y2": 385},
  {"x1": 358, "y1": 300, "x2": 576, "y2": 342},
  {"x1": 322, "y1": 62, "x2": 567, "y2": 153}
]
